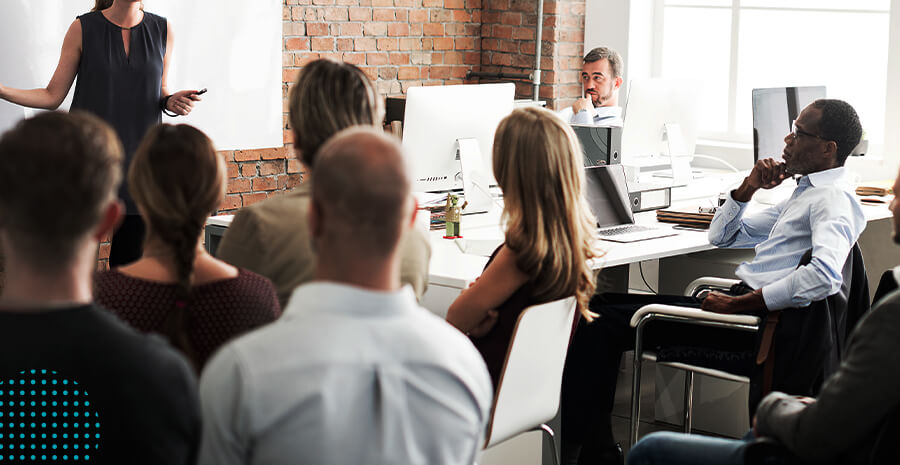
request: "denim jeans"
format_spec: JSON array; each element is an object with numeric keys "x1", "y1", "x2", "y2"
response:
[{"x1": 627, "y1": 431, "x2": 752, "y2": 465}]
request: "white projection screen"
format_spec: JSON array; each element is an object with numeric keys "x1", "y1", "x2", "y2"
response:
[{"x1": 0, "y1": 0, "x2": 282, "y2": 150}]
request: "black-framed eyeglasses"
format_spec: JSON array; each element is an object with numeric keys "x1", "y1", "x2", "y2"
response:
[{"x1": 791, "y1": 120, "x2": 826, "y2": 141}]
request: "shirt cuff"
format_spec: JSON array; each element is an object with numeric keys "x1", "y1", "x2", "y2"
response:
[{"x1": 760, "y1": 278, "x2": 792, "y2": 311}]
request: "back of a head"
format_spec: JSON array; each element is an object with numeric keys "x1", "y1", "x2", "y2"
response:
[
  {"x1": 311, "y1": 128, "x2": 411, "y2": 258},
  {"x1": 0, "y1": 111, "x2": 122, "y2": 270},
  {"x1": 289, "y1": 59, "x2": 385, "y2": 169},
  {"x1": 583, "y1": 46, "x2": 623, "y2": 79},
  {"x1": 492, "y1": 107, "x2": 599, "y2": 319},
  {"x1": 811, "y1": 99, "x2": 862, "y2": 166},
  {"x1": 128, "y1": 124, "x2": 223, "y2": 369}
]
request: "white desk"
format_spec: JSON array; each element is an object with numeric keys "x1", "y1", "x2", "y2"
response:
[{"x1": 422, "y1": 175, "x2": 894, "y2": 316}]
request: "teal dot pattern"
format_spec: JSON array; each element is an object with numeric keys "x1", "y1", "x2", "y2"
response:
[{"x1": 0, "y1": 370, "x2": 99, "y2": 461}]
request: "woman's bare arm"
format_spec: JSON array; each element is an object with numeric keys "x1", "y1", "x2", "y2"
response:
[
  {"x1": 0, "y1": 20, "x2": 82, "y2": 110},
  {"x1": 446, "y1": 245, "x2": 529, "y2": 334}
]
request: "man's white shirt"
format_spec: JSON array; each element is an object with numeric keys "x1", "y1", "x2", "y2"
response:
[{"x1": 557, "y1": 105, "x2": 623, "y2": 127}]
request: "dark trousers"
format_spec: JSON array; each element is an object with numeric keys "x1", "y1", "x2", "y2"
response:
[
  {"x1": 108, "y1": 214, "x2": 146, "y2": 268},
  {"x1": 561, "y1": 292, "x2": 756, "y2": 453}
]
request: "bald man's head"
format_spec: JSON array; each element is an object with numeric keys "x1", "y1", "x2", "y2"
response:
[{"x1": 311, "y1": 128, "x2": 413, "y2": 258}]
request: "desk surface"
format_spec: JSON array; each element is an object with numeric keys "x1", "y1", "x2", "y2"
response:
[{"x1": 428, "y1": 178, "x2": 894, "y2": 289}]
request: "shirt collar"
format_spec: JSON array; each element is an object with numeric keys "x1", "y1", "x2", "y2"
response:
[
  {"x1": 595, "y1": 106, "x2": 622, "y2": 119},
  {"x1": 802, "y1": 166, "x2": 847, "y2": 188},
  {"x1": 282, "y1": 281, "x2": 418, "y2": 320}
]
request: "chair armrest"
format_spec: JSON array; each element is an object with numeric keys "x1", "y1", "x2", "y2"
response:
[
  {"x1": 629, "y1": 304, "x2": 760, "y2": 328},
  {"x1": 684, "y1": 277, "x2": 741, "y2": 297}
]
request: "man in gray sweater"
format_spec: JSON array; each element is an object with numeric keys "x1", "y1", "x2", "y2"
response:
[{"x1": 626, "y1": 168, "x2": 900, "y2": 465}]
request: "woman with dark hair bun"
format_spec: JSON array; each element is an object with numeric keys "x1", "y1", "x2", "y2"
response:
[
  {"x1": 94, "y1": 123, "x2": 280, "y2": 371},
  {"x1": 0, "y1": 0, "x2": 203, "y2": 267}
]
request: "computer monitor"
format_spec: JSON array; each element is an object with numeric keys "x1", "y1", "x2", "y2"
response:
[
  {"x1": 620, "y1": 78, "x2": 700, "y2": 161},
  {"x1": 402, "y1": 83, "x2": 515, "y2": 193},
  {"x1": 752, "y1": 86, "x2": 826, "y2": 163}
]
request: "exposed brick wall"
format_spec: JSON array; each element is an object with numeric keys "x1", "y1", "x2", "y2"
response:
[
  {"x1": 480, "y1": 0, "x2": 585, "y2": 110},
  {"x1": 95, "y1": 0, "x2": 585, "y2": 270}
]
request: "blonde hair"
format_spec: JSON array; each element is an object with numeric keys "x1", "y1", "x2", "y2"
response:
[
  {"x1": 492, "y1": 107, "x2": 600, "y2": 321},
  {"x1": 128, "y1": 124, "x2": 224, "y2": 369},
  {"x1": 92, "y1": 0, "x2": 144, "y2": 11}
]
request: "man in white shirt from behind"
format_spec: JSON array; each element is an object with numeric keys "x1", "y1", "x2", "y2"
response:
[
  {"x1": 556, "y1": 46, "x2": 624, "y2": 127},
  {"x1": 197, "y1": 128, "x2": 493, "y2": 465}
]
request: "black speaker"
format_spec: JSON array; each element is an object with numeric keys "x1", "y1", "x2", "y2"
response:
[{"x1": 572, "y1": 125, "x2": 622, "y2": 167}]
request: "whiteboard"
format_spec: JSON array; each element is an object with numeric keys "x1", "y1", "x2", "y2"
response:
[{"x1": 0, "y1": 0, "x2": 282, "y2": 151}]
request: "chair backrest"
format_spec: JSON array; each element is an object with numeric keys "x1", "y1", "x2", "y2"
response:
[{"x1": 483, "y1": 297, "x2": 577, "y2": 448}]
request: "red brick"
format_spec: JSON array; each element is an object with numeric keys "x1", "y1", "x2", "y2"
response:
[
  {"x1": 390, "y1": 52, "x2": 410, "y2": 64},
  {"x1": 376, "y1": 38, "x2": 399, "y2": 51},
  {"x1": 287, "y1": 159, "x2": 303, "y2": 174},
  {"x1": 445, "y1": 0, "x2": 464, "y2": 7},
  {"x1": 367, "y1": 52, "x2": 389, "y2": 65},
  {"x1": 443, "y1": 51, "x2": 463, "y2": 64},
  {"x1": 388, "y1": 23, "x2": 409, "y2": 37},
  {"x1": 278, "y1": 174, "x2": 304, "y2": 190},
  {"x1": 306, "y1": 22, "x2": 329, "y2": 36},
  {"x1": 451, "y1": 10, "x2": 471, "y2": 22},
  {"x1": 343, "y1": 52, "x2": 366, "y2": 65},
  {"x1": 242, "y1": 193, "x2": 268, "y2": 207},
  {"x1": 409, "y1": 9, "x2": 428, "y2": 23},
  {"x1": 433, "y1": 37, "x2": 454, "y2": 50},
  {"x1": 364, "y1": 22, "x2": 387, "y2": 36},
  {"x1": 501, "y1": 12, "x2": 522, "y2": 25},
  {"x1": 226, "y1": 162, "x2": 239, "y2": 178},
  {"x1": 235, "y1": 150, "x2": 260, "y2": 162},
  {"x1": 466, "y1": 0, "x2": 481, "y2": 7},
  {"x1": 373, "y1": 8, "x2": 395, "y2": 21},
  {"x1": 354, "y1": 38, "x2": 377, "y2": 51},
  {"x1": 349, "y1": 7, "x2": 371, "y2": 20},
  {"x1": 340, "y1": 23, "x2": 363, "y2": 36},
  {"x1": 493, "y1": 25, "x2": 513, "y2": 39},
  {"x1": 454, "y1": 37, "x2": 475, "y2": 50},
  {"x1": 395, "y1": 10, "x2": 408, "y2": 21},
  {"x1": 323, "y1": 7, "x2": 349, "y2": 21},
  {"x1": 336, "y1": 38, "x2": 354, "y2": 51},
  {"x1": 423, "y1": 0, "x2": 442, "y2": 6},
  {"x1": 311, "y1": 37, "x2": 334, "y2": 51},
  {"x1": 219, "y1": 195, "x2": 241, "y2": 210},
  {"x1": 98, "y1": 243, "x2": 111, "y2": 260},
  {"x1": 398, "y1": 66, "x2": 420, "y2": 79},
  {"x1": 240, "y1": 163, "x2": 257, "y2": 177},
  {"x1": 424, "y1": 23, "x2": 444, "y2": 36},
  {"x1": 228, "y1": 178, "x2": 251, "y2": 194},
  {"x1": 252, "y1": 177, "x2": 278, "y2": 191},
  {"x1": 260, "y1": 160, "x2": 284, "y2": 176},
  {"x1": 430, "y1": 66, "x2": 451, "y2": 79},
  {"x1": 285, "y1": 37, "x2": 309, "y2": 50},
  {"x1": 294, "y1": 52, "x2": 321, "y2": 66},
  {"x1": 260, "y1": 148, "x2": 288, "y2": 160}
]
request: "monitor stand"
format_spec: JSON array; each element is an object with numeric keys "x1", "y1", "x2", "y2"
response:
[
  {"x1": 664, "y1": 122, "x2": 692, "y2": 186},
  {"x1": 456, "y1": 138, "x2": 494, "y2": 214}
]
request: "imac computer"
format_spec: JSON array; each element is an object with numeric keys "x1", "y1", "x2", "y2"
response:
[
  {"x1": 402, "y1": 83, "x2": 515, "y2": 206},
  {"x1": 620, "y1": 78, "x2": 700, "y2": 184},
  {"x1": 752, "y1": 86, "x2": 826, "y2": 163}
]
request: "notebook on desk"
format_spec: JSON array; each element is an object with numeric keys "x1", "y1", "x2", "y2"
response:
[{"x1": 584, "y1": 165, "x2": 678, "y2": 243}]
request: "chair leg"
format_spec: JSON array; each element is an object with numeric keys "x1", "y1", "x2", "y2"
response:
[
  {"x1": 630, "y1": 327, "x2": 646, "y2": 447},
  {"x1": 683, "y1": 371, "x2": 694, "y2": 434},
  {"x1": 540, "y1": 424, "x2": 560, "y2": 465}
]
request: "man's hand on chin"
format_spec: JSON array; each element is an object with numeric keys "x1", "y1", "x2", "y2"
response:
[
  {"x1": 572, "y1": 97, "x2": 593, "y2": 114},
  {"x1": 701, "y1": 289, "x2": 767, "y2": 314}
]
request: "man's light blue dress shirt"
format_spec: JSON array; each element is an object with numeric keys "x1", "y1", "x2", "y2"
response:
[
  {"x1": 708, "y1": 167, "x2": 866, "y2": 310},
  {"x1": 556, "y1": 105, "x2": 623, "y2": 127}
]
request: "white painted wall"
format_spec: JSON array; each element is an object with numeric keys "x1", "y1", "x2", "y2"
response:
[{"x1": 0, "y1": 0, "x2": 282, "y2": 151}]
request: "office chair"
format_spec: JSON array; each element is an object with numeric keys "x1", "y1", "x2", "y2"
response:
[
  {"x1": 628, "y1": 244, "x2": 868, "y2": 446},
  {"x1": 481, "y1": 297, "x2": 577, "y2": 465}
]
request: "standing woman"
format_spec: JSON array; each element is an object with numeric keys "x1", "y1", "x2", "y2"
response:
[{"x1": 0, "y1": 0, "x2": 201, "y2": 266}]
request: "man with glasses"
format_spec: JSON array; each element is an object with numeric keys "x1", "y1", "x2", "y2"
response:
[
  {"x1": 626, "y1": 155, "x2": 900, "y2": 465},
  {"x1": 561, "y1": 99, "x2": 865, "y2": 465},
  {"x1": 700, "y1": 98, "x2": 865, "y2": 316},
  {"x1": 557, "y1": 47, "x2": 624, "y2": 126}
]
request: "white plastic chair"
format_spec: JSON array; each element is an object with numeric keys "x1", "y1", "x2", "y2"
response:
[
  {"x1": 482, "y1": 297, "x2": 578, "y2": 465},
  {"x1": 628, "y1": 277, "x2": 761, "y2": 446}
]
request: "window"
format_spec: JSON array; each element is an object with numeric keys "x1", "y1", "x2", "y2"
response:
[{"x1": 655, "y1": 0, "x2": 891, "y2": 150}]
